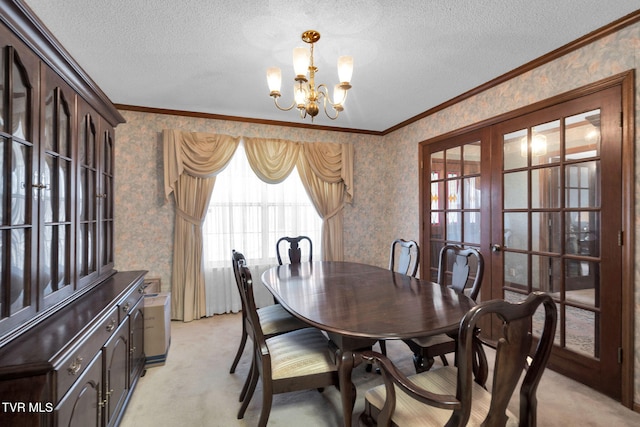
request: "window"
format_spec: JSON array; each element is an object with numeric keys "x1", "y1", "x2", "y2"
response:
[
  {"x1": 202, "y1": 143, "x2": 322, "y2": 315},
  {"x1": 202, "y1": 143, "x2": 322, "y2": 267}
]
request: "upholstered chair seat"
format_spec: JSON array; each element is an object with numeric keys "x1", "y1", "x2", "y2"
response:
[{"x1": 364, "y1": 366, "x2": 518, "y2": 427}]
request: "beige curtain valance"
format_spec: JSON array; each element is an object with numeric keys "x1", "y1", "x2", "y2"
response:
[{"x1": 163, "y1": 129, "x2": 353, "y2": 321}]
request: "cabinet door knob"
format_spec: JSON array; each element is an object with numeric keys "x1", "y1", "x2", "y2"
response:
[
  {"x1": 106, "y1": 318, "x2": 116, "y2": 332},
  {"x1": 67, "y1": 356, "x2": 84, "y2": 376}
]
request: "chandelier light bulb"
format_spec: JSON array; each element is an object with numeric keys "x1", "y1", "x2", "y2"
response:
[{"x1": 266, "y1": 30, "x2": 353, "y2": 121}]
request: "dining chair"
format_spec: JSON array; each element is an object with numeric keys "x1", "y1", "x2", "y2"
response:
[
  {"x1": 360, "y1": 292, "x2": 557, "y2": 427},
  {"x1": 389, "y1": 239, "x2": 420, "y2": 277},
  {"x1": 276, "y1": 235, "x2": 313, "y2": 265},
  {"x1": 236, "y1": 261, "x2": 340, "y2": 427},
  {"x1": 403, "y1": 244, "x2": 484, "y2": 372},
  {"x1": 377, "y1": 239, "x2": 420, "y2": 358},
  {"x1": 228, "y1": 250, "x2": 306, "y2": 375}
]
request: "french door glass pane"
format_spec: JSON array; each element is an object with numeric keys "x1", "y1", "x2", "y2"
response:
[
  {"x1": 504, "y1": 251, "x2": 528, "y2": 288},
  {"x1": 565, "y1": 161, "x2": 600, "y2": 208},
  {"x1": 503, "y1": 171, "x2": 527, "y2": 209},
  {"x1": 463, "y1": 212, "x2": 480, "y2": 244},
  {"x1": 531, "y1": 120, "x2": 560, "y2": 166},
  {"x1": 531, "y1": 166, "x2": 560, "y2": 208},
  {"x1": 565, "y1": 109, "x2": 601, "y2": 159},
  {"x1": 463, "y1": 141, "x2": 481, "y2": 175},
  {"x1": 531, "y1": 255, "x2": 560, "y2": 292},
  {"x1": 503, "y1": 129, "x2": 527, "y2": 170},
  {"x1": 565, "y1": 305, "x2": 597, "y2": 357},
  {"x1": 503, "y1": 212, "x2": 527, "y2": 250},
  {"x1": 532, "y1": 211, "x2": 561, "y2": 253}
]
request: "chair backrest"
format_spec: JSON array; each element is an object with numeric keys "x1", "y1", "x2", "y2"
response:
[
  {"x1": 237, "y1": 261, "x2": 268, "y2": 349},
  {"x1": 389, "y1": 239, "x2": 420, "y2": 277},
  {"x1": 437, "y1": 244, "x2": 484, "y2": 301},
  {"x1": 232, "y1": 249, "x2": 248, "y2": 310},
  {"x1": 453, "y1": 292, "x2": 557, "y2": 426},
  {"x1": 276, "y1": 236, "x2": 313, "y2": 265}
]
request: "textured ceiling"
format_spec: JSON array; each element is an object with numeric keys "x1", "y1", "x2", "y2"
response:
[{"x1": 22, "y1": 0, "x2": 640, "y2": 132}]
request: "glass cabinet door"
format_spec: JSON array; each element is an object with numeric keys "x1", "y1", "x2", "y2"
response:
[
  {"x1": 0, "y1": 42, "x2": 38, "y2": 326},
  {"x1": 41, "y1": 77, "x2": 74, "y2": 305},
  {"x1": 99, "y1": 129, "x2": 114, "y2": 271},
  {"x1": 77, "y1": 109, "x2": 98, "y2": 287}
]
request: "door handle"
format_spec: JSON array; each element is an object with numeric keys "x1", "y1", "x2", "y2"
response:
[{"x1": 490, "y1": 244, "x2": 502, "y2": 252}]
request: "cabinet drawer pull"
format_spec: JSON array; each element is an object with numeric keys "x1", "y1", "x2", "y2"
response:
[
  {"x1": 106, "y1": 318, "x2": 117, "y2": 332},
  {"x1": 67, "y1": 356, "x2": 84, "y2": 376},
  {"x1": 122, "y1": 302, "x2": 131, "y2": 313}
]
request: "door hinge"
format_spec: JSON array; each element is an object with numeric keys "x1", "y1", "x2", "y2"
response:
[
  {"x1": 618, "y1": 347, "x2": 623, "y2": 364},
  {"x1": 618, "y1": 230, "x2": 623, "y2": 246}
]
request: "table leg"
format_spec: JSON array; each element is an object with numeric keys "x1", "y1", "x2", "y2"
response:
[{"x1": 338, "y1": 349, "x2": 357, "y2": 427}]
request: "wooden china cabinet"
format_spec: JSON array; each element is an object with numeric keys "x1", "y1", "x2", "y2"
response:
[{"x1": 0, "y1": 2, "x2": 146, "y2": 426}]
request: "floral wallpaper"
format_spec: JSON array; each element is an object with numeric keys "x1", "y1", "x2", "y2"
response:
[{"x1": 115, "y1": 21, "x2": 640, "y2": 404}]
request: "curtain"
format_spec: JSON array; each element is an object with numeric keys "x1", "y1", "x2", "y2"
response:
[
  {"x1": 163, "y1": 129, "x2": 352, "y2": 321},
  {"x1": 296, "y1": 142, "x2": 354, "y2": 261},
  {"x1": 163, "y1": 130, "x2": 240, "y2": 321}
]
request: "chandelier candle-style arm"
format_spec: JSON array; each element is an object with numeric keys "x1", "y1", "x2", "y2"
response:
[{"x1": 266, "y1": 30, "x2": 353, "y2": 122}]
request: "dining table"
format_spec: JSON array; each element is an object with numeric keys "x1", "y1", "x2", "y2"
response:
[{"x1": 261, "y1": 261, "x2": 477, "y2": 427}]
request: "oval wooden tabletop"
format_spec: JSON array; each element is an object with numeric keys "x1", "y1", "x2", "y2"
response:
[{"x1": 261, "y1": 261, "x2": 475, "y2": 340}]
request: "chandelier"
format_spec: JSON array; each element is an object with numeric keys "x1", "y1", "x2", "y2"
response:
[{"x1": 266, "y1": 30, "x2": 353, "y2": 121}]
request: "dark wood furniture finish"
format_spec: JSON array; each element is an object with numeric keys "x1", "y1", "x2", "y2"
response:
[
  {"x1": 237, "y1": 263, "x2": 339, "y2": 427},
  {"x1": 229, "y1": 250, "x2": 306, "y2": 402},
  {"x1": 261, "y1": 261, "x2": 476, "y2": 427},
  {"x1": 360, "y1": 292, "x2": 557, "y2": 427},
  {"x1": 404, "y1": 244, "x2": 484, "y2": 372},
  {"x1": 0, "y1": 270, "x2": 147, "y2": 427},
  {"x1": 389, "y1": 239, "x2": 420, "y2": 277},
  {"x1": 0, "y1": 3, "x2": 141, "y2": 426},
  {"x1": 275, "y1": 235, "x2": 313, "y2": 265}
]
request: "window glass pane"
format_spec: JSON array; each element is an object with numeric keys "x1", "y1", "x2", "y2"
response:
[
  {"x1": 531, "y1": 255, "x2": 560, "y2": 292},
  {"x1": 504, "y1": 251, "x2": 528, "y2": 288},
  {"x1": 445, "y1": 212, "x2": 461, "y2": 241},
  {"x1": 566, "y1": 212, "x2": 599, "y2": 257},
  {"x1": 463, "y1": 212, "x2": 480, "y2": 244},
  {"x1": 78, "y1": 118, "x2": 86, "y2": 165},
  {"x1": 446, "y1": 178, "x2": 460, "y2": 209},
  {"x1": 445, "y1": 146, "x2": 461, "y2": 176},
  {"x1": 503, "y1": 129, "x2": 527, "y2": 170},
  {"x1": 565, "y1": 109, "x2": 601, "y2": 160},
  {"x1": 532, "y1": 166, "x2": 560, "y2": 209},
  {"x1": 565, "y1": 161, "x2": 599, "y2": 208},
  {"x1": 532, "y1": 212, "x2": 561, "y2": 253},
  {"x1": 531, "y1": 120, "x2": 560, "y2": 166},
  {"x1": 431, "y1": 150, "x2": 444, "y2": 176},
  {"x1": 463, "y1": 177, "x2": 480, "y2": 209},
  {"x1": 565, "y1": 305, "x2": 597, "y2": 357},
  {"x1": 430, "y1": 211, "x2": 444, "y2": 239},
  {"x1": 504, "y1": 212, "x2": 527, "y2": 250},
  {"x1": 462, "y1": 141, "x2": 481, "y2": 175},
  {"x1": 503, "y1": 170, "x2": 527, "y2": 209},
  {"x1": 203, "y1": 144, "x2": 321, "y2": 267}
]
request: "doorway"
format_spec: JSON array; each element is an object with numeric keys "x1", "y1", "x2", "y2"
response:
[{"x1": 419, "y1": 74, "x2": 633, "y2": 403}]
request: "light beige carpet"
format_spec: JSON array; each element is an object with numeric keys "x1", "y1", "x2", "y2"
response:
[{"x1": 120, "y1": 312, "x2": 640, "y2": 427}]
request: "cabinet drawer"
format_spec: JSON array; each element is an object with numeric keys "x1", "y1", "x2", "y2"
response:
[
  {"x1": 54, "y1": 306, "x2": 119, "y2": 401},
  {"x1": 118, "y1": 282, "x2": 144, "y2": 323}
]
